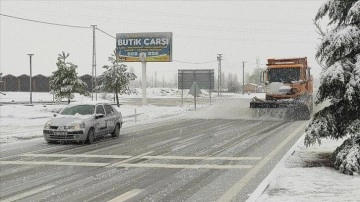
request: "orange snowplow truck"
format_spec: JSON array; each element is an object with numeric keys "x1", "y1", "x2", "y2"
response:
[{"x1": 250, "y1": 57, "x2": 313, "y2": 120}]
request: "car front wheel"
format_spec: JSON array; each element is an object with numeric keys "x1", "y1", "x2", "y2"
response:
[
  {"x1": 86, "y1": 128, "x2": 95, "y2": 144},
  {"x1": 111, "y1": 124, "x2": 120, "y2": 138}
]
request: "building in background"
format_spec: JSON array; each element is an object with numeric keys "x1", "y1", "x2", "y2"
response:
[
  {"x1": 0, "y1": 74, "x2": 91, "y2": 92},
  {"x1": 33, "y1": 74, "x2": 50, "y2": 92}
]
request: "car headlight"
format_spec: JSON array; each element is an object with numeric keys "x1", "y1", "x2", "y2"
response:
[
  {"x1": 68, "y1": 121, "x2": 85, "y2": 130},
  {"x1": 44, "y1": 120, "x2": 52, "y2": 129}
]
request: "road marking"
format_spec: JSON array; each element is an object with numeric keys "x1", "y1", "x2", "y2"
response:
[
  {"x1": 0, "y1": 160, "x2": 109, "y2": 167},
  {"x1": 107, "y1": 189, "x2": 143, "y2": 202},
  {"x1": 117, "y1": 163, "x2": 253, "y2": 169},
  {"x1": 0, "y1": 160, "x2": 253, "y2": 169},
  {"x1": 21, "y1": 153, "x2": 132, "y2": 159},
  {"x1": 106, "y1": 151, "x2": 154, "y2": 168},
  {"x1": 20, "y1": 154, "x2": 261, "y2": 161},
  {"x1": 142, "y1": 156, "x2": 262, "y2": 161},
  {"x1": 1, "y1": 185, "x2": 55, "y2": 202},
  {"x1": 216, "y1": 122, "x2": 307, "y2": 202},
  {"x1": 177, "y1": 133, "x2": 209, "y2": 144},
  {"x1": 147, "y1": 137, "x2": 180, "y2": 149},
  {"x1": 4, "y1": 154, "x2": 261, "y2": 169}
]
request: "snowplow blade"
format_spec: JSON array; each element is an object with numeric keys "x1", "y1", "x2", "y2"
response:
[
  {"x1": 250, "y1": 101, "x2": 291, "y2": 108},
  {"x1": 250, "y1": 100, "x2": 311, "y2": 120}
]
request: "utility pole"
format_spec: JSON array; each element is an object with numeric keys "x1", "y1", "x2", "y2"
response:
[
  {"x1": 91, "y1": 25, "x2": 97, "y2": 101},
  {"x1": 162, "y1": 75, "x2": 165, "y2": 88},
  {"x1": 155, "y1": 71, "x2": 157, "y2": 88},
  {"x1": 242, "y1": 61, "x2": 246, "y2": 95},
  {"x1": 27, "y1": 54, "x2": 34, "y2": 105},
  {"x1": 217, "y1": 54, "x2": 222, "y2": 97}
]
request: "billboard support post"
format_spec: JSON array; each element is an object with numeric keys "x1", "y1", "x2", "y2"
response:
[
  {"x1": 209, "y1": 70, "x2": 212, "y2": 105},
  {"x1": 181, "y1": 73, "x2": 184, "y2": 106},
  {"x1": 142, "y1": 61, "x2": 147, "y2": 105}
]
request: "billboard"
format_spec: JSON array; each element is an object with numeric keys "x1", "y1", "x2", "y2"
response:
[
  {"x1": 178, "y1": 69, "x2": 215, "y2": 90},
  {"x1": 116, "y1": 32, "x2": 172, "y2": 62}
]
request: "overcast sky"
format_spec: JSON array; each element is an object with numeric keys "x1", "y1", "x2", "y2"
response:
[{"x1": 1, "y1": 0, "x2": 325, "y2": 82}]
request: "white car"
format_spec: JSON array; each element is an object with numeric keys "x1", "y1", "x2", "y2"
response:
[{"x1": 43, "y1": 103, "x2": 123, "y2": 144}]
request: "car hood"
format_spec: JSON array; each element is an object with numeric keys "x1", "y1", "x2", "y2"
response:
[{"x1": 50, "y1": 115, "x2": 93, "y2": 126}]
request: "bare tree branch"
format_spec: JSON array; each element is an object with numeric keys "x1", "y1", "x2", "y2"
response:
[{"x1": 313, "y1": 19, "x2": 326, "y2": 39}]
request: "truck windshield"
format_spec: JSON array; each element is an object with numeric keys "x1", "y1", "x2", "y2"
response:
[{"x1": 267, "y1": 68, "x2": 300, "y2": 83}]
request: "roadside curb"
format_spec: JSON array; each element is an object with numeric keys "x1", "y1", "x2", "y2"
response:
[{"x1": 246, "y1": 122, "x2": 307, "y2": 202}]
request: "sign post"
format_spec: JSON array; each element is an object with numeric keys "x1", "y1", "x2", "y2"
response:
[
  {"x1": 27, "y1": 54, "x2": 34, "y2": 105},
  {"x1": 188, "y1": 81, "x2": 202, "y2": 110},
  {"x1": 141, "y1": 62, "x2": 147, "y2": 105}
]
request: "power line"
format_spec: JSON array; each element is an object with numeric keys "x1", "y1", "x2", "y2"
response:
[
  {"x1": 1, "y1": 12, "x2": 314, "y2": 42},
  {"x1": 3, "y1": 6, "x2": 313, "y2": 34},
  {"x1": 47, "y1": 1, "x2": 314, "y2": 26},
  {"x1": 173, "y1": 59, "x2": 217, "y2": 64},
  {"x1": 1, "y1": 13, "x2": 116, "y2": 40},
  {"x1": 223, "y1": 59, "x2": 267, "y2": 68},
  {"x1": 96, "y1": 27, "x2": 116, "y2": 39},
  {"x1": 0, "y1": 13, "x2": 91, "y2": 29},
  {"x1": 177, "y1": 34, "x2": 313, "y2": 44}
]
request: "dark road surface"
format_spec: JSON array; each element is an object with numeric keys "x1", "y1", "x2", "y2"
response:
[{"x1": 0, "y1": 98, "x2": 308, "y2": 202}]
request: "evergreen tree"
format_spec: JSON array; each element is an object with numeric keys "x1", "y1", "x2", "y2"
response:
[
  {"x1": 0, "y1": 73, "x2": 5, "y2": 95},
  {"x1": 227, "y1": 73, "x2": 241, "y2": 92},
  {"x1": 305, "y1": 0, "x2": 360, "y2": 175},
  {"x1": 50, "y1": 52, "x2": 89, "y2": 104},
  {"x1": 96, "y1": 51, "x2": 137, "y2": 107}
]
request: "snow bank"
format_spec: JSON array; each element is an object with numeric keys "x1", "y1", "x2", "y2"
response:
[{"x1": 256, "y1": 138, "x2": 360, "y2": 202}]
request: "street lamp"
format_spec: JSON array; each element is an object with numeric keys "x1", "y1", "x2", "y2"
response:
[{"x1": 28, "y1": 54, "x2": 34, "y2": 104}]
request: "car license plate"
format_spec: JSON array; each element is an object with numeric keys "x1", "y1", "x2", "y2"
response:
[{"x1": 54, "y1": 131, "x2": 66, "y2": 136}]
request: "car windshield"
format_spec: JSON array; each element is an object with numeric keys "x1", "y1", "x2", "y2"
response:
[
  {"x1": 268, "y1": 68, "x2": 300, "y2": 83},
  {"x1": 60, "y1": 105, "x2": 95, "y2": 115}
]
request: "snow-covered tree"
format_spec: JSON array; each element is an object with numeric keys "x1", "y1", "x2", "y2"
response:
[
  {"x1": 246, "y1": 68, "x2": 266, "y2": 85},
  {"x1": 305, "y1": 0, "x2": 360, "y2": 175},
  {"x1": 50, "y1": 52, "x2": 89, "y2": 104},
  {"x1": 96, "y1": 51, "x2": 137, "y2": 107},
  {"x1": 0, "y1": 73, "x2": 5, "y2": 95},
  {"x1": 227, "y1": 73, "x2": 241, "y2": 92}
]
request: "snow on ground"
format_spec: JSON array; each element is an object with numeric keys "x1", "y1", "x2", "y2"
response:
[
  {"x1": 0, "y1": 88, "x2": 211, "y2": 103},
  {"x1": 251, "y1": 99, "x2": 360, "y2": 201},
  {"x1": 3, "y1": 89, "x2": 357, "y2": 202},
  {"x1": 0, "y1": 89, "x2": 261, "y2": 144},
  {"x1": 255, "y1": 138, "x2": 360, "y2": 202}
]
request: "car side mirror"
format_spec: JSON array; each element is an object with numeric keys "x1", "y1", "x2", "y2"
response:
[{"x1": 95, "y1": 114, "x2": 105, "y2": 119}]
